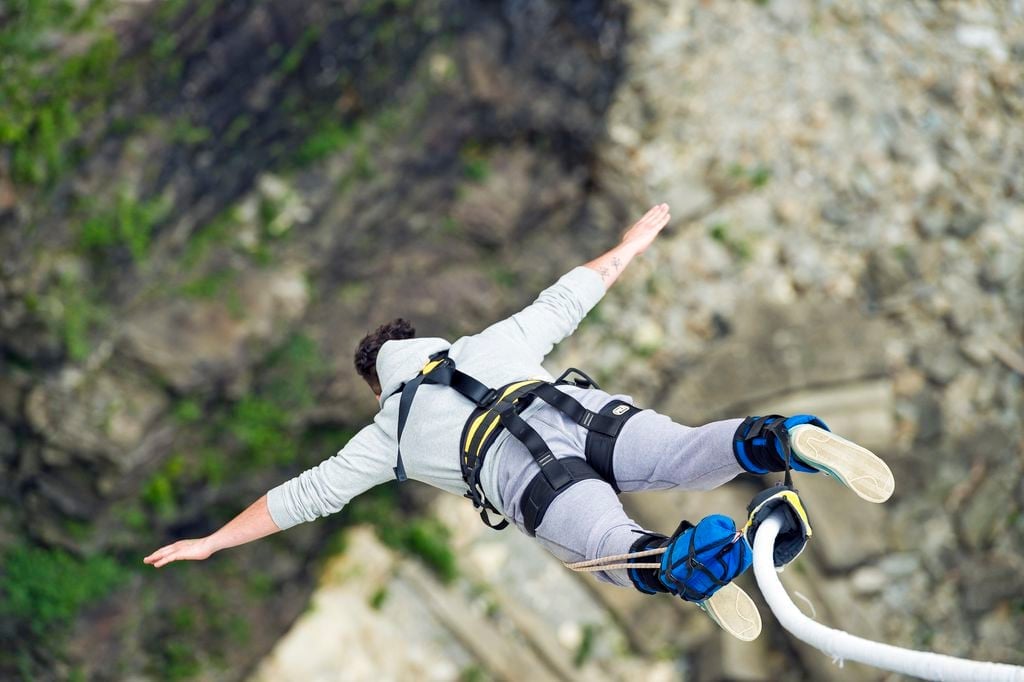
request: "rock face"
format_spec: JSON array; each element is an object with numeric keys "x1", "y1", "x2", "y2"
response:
[
  {"x1": 545, "y1": 0, "x2": 1024, "y2": 677},
  {"x1": 1, "y1": 0, "x2": 1023, "y2": 680}
]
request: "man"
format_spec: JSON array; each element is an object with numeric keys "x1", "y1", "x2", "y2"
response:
[{"x1": 145, "y1": 204, "x2": 893, "y2": 640}]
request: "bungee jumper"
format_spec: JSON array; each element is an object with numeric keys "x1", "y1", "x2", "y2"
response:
[{"x1": 144, "y1": 203, "x2": 895, "y2": 640}]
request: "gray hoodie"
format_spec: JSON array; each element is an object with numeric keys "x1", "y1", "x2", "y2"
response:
[{"x1": 266, "y1": 266, "x2": 607, "y2": 530}]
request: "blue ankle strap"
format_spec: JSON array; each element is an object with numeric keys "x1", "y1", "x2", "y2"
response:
[{"x1": 733, "y1": 414, "x2": 829, "y2": 475}]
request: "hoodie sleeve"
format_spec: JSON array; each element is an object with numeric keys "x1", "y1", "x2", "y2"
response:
[
  {"x1": 475, "y1": 266, "x2": 606, "y2": 364},
  {"x1": 266, "y1": 423, "x2": 394, "y2": 530}
]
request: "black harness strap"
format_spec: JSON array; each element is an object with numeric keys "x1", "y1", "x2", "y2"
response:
[
  {"x1": 395, "y1": 350, "x2": 487, "y2": 482},
  {"x1": 519, "y1": 457, "x2": 602, "y2": 536},
  {"x1": 394, "y1": 371, "x2": 430, "y2": 482},
  {"x1": 526, "y1": 383, "x2": 623, "y2": 436},
  {"x1": 584, "y1": 400, "x2": 642, "y2": 493},
  {"x1": 459, "y1": 381, "x2": 544, "y2": 531},
  {"x1": 394, "y1": 351, "x2": 642, "y2": 534}
]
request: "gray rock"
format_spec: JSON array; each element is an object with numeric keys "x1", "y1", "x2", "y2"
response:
[
  {"x1": 25, "y1": 368, "x2": 168, "y2": 466},
  {"x1": 961, "y1": 467, "x2": 1019, "y2": 550},
  {"x1": 910, "y1": 390, "x2": 944, "y2": 445},
  {"x1": 121, "y1": 266, "x2": 309, "y2": 392},
  {"x1": 921, "y1": 343, "x2": 962, "y2": 385},
  {"x1": 662, "y1": 299, "x2": 890, "y2": 422},
  {"x1": 745, "y1": 378, "x2": 895, "y2": 452},
  {"x1": 800, "y1": 475, "x2": 888, "y2": 571},
  {"x1": 0, "y1": 364, "x2": 27, "y2": 421},
  {"x1": 962, "y1": 558, "x2": 1022, "y2": 615},
  {"x1": 0, "y1": 423, "x2": 15, "y2": 460}
]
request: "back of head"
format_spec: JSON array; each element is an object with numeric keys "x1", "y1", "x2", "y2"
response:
[{"x1": 354, "y1": 318, "x2": 416, "y2": 394}]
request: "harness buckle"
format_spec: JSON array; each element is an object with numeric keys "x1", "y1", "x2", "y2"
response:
[{"x1": 477, "y1": 387, "x2": 499, "y2": 407}]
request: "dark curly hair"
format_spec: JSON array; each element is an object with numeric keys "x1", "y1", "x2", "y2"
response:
[{"x1": 354, "y1": 318, "x2": 416, "y2": 394}]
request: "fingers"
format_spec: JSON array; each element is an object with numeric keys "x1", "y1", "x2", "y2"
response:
[
  {"x1": 153, "y1": 553, "x2": 179, "y2": 568},
  {"x1": 144, "y1": 540, "x2": 188, "y2": 568},
  {"x1": 143, "y1": 544, "x2": 174, "y2": 566},
  {"x1": 639, "y1": 203, "x2": 671, "y2": 227}
]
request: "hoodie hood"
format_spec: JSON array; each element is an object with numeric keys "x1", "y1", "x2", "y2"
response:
[{"x1": 376, "y1": 337, "x2": 451, "y2": 405}]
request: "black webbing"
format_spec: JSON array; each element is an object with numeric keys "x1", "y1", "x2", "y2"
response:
[
  {"x1": 395, "y1": 351, "x2": 642, "y2": 534},
  {"x1": 584, "y1": 400, "x2": 642, "y2": 493},
  {"x1": 525, "y1": 383, "x2": 622, "y2": 436},
  {"x1": 661, "y1": 530, "x2": 736, "y2": 602},
  {"x1": 425, "y1": 360, "x2": 497, "y2": 407},
  {"x1": 394, "y1": 372, "x2": 430, "y2": 481},
  {"x1": 497, "y1": 406, "x2": 574, "y2": 490},
  {"x1": 520, "y1": 457, "x2": 602, "y2": 536}
]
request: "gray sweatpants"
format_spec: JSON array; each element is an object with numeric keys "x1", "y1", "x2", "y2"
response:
[{"x1": 492, "y1": 386, "x2": 744, "y2": 587}]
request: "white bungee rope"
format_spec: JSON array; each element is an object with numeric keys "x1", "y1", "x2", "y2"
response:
[{"x1": 752, "y1": 513, "x2": 1024, "y2": 681}]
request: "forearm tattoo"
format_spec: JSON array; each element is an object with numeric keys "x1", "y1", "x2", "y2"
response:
[{"x1": 598, "y1": 256, "x2": 623, "y2": 283}]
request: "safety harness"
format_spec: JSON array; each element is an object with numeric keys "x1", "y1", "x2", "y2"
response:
[{"x1": 392, "y1": 350, "x2": 641, "y2": 535}]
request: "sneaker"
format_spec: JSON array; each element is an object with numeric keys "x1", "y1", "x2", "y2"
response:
[
  {"x1": 697, "y1": 582, "x2": 762, "y2": 641},
  {"x1": 790, "y1": 424, "x2": 895, "y2": 503}
]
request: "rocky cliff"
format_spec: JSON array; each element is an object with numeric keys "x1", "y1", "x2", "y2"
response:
[{"x1": 1, "y1": 0, "x2": 1022, "y2": 680}]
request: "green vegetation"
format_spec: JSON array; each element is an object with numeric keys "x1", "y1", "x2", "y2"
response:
[
  {"x1": 142, "y1": 470, "x2": 178, "y2": 520},
  {"x1": 262, "y1": 332, "x2": 327, "y2": 410},
  {"x1": 459, "y1": 664, "x2": 490, "y2": 682},
  {"x1": 1, "y1": 0, "x2": 121, "y2": 186},
  {"x1": 145, "y1": 562, "x2": 254, "y2": 681},
  {"x1": 0, "y1": 543, "x2": 126, "y2": 638},
  {"x1": 170, "y1": 117, "x2": 212, "y2": 146},
  {"x1": 276, "y1": 27, "x2": 322, "y2": 76},
  {"x1": 708, "y1": 221, "x2": 753, "y2": 262},
  {"x1": 79, "y1": 191, "x2": 172, "y2": 262},
  {"x1": 460, "y1": 142, "x2": 490, "y2": 182},
  {"x1": 369, "y1": 586, "x2": 389, "y2": 610},
  {"x1": 227, "y1": 397, "x2": 297, "y2": 465},
  {"x1": 182, "y1": 208, "x2": 242, "y2": 269},
  {"x1": 728, "y1": 162, "x2": 773, "y2": 189},
  {"x1": 294, "y1": 121, "x2": 361, "y2": 166},
  {"x1": 141, "y1": 332, "x2": 333, "y2": 520},
  {"x1": 573, "y1": 623, "x2": 599, "y2": 668},
  {"x1": 32, "y1": 269, "x2": 109, "y2": 362},
  {"x1": 347, "y1": 486, "x2": 459, "y2": 583},
  {"x1": 173, "y1": 399, "x2": 203, "y2": 424},
  {"x1": 488, "y1": 265, "x2": 518, "y2": 290},
  {"x1": 439, "y1": 216, "x2": 462, "y2": 236},
  {"x1": 113, "y1": 500, "x2": 148, "y2": 532}
]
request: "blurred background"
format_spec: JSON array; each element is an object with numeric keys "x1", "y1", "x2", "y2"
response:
[{"x1": 1, "y1": 0, "x2": 1022, "y2": 680}]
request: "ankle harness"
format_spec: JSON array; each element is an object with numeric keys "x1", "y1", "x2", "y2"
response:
[
  {"x1": 392, "y1": 351, "x2": 642, "y2": 535},
  {"x1": 627, "y1": 516, "x2": 752, "y2": 602},
  {"x1": 733, "y1": 414, "x2": 829, "y2": 486}
]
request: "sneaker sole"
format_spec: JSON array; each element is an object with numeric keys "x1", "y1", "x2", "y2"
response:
[
  {"x1": 700, "y1": 582, "x2": 762, "y2": 641},
  {"x1": 790, "y1": 424, "x2": 895, "y2": 503}
]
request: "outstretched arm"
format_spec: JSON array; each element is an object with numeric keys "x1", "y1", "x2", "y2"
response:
[
  {"x1": 143, "y1": 424, "x2": 393, "y2": 568},
  {"x1": 584, "y1": 203, "x2": 671, "y2": 289},
  {"x1": 143, "y1": 494, "x2": 280, "y2": 568},
  {"x1": 475, "y1": 203, "x2": 672, "y2": 363}
]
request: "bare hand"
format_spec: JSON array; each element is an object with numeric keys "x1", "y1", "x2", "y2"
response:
[
  {"x1": 144, "y1": 538, "x2": 214, "y2": 568},
  {"x1": 621, "y1": 203, "x2": 671, "y2": 254}
]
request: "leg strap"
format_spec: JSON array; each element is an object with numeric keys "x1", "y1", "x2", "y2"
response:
[
  {"x1": 584, "y1": 399, "x2": 642, "y2": 493},
  {"x1": 520, "y1": 457, "x2": 603, "y2": 536}
]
